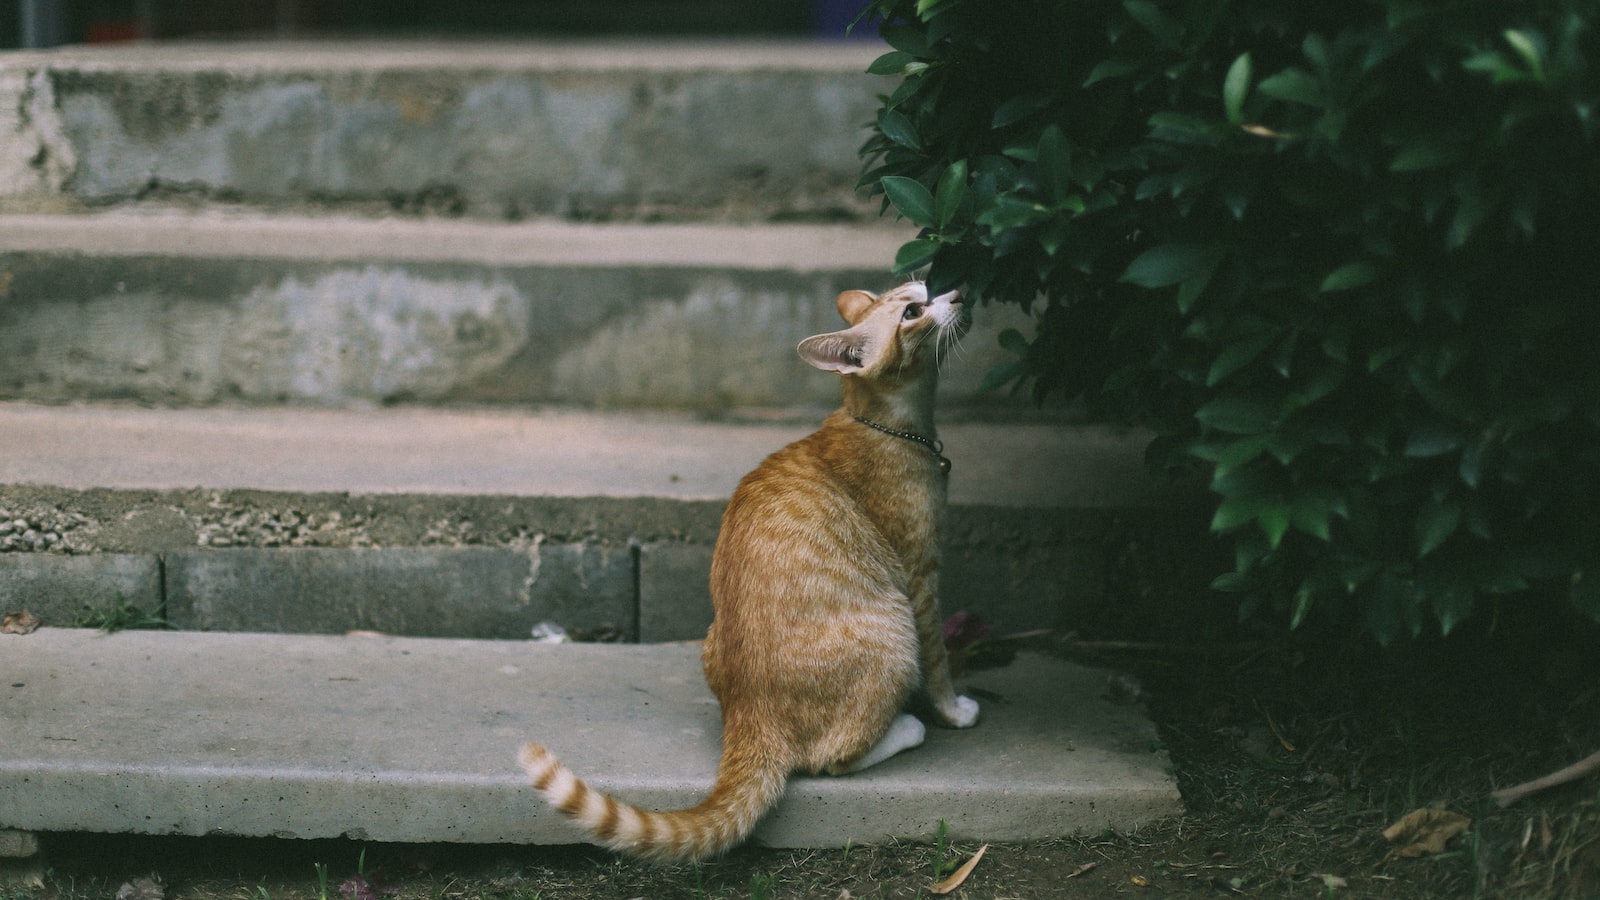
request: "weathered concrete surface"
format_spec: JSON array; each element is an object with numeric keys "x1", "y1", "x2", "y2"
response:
[
  {"x1": 0, "y1": 212, "x2": 1040, "y2": 409},
  {"x1": 0, "y1": 403, "x2": 1164, "y2": 508},
  {"x1": 163, "y1": 544, "x2": 636, "y2": 639},
  {"x1": 0, "y1": 41, "x2": 889, "y2": 221},
  {"x1": 0, "y1": 830, "x2": 39, "y2": 859},
  {"x1": 0, "y1": 404, "x2": 1219, "y2": 638},
  {"x1": 0, "y1": 553, "x2": 161, "y2": 627},
  {"x1": 0, "y1": 630, "x2": 1180, "y2": 847}
]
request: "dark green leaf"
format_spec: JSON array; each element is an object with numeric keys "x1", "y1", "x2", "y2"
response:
[
  {"x1": 1290, "y1": 487, "x2": 1346, "y2": 542},
  {"x1": 1084, "y1": 57, "x2": 1142, "y2": 87},
  {"x1": 1207, "y1": 333, "x2": 1276, "y2": 386},
  {"x1": 1211, "y1": 434, "x2": 1272, "y2": 479},
  {"x1": 1289, "y1": 587, "x2": 1315, "y2": 629},
  {"x1": 1123, "y1": 0, "x2": 1183, "y2": 49},
  {"x1": 1367, "y1": 342, "x2": 1407, "y2": 373},
  {"x1": 1503, "y1": 29, "x2": 1546, "y2": 82},
  {"x1": 893, "y1": 237, "x2": 940, "y2": 274},
  {"x1": 1432, "y1": 585, "x2": 1475, "y2": 636},
  {"x1": 879, "y1": 23, "x2": 930, "y2": 56},
  {"x1": 991, "y1": 94, "x2": 1053, "y2": 129},
  {"x1": 1320, "y1": 262, "x2": 1379, "y2": 293},
  {"x1": 934, "y1": 159, "x2": 968, "y2": 229},
  {"x1": 975, "y1": 194, "x2": 1049, "y2": 231},
  {"x1": 1195, "y1": 394, "x2": 1276, "y2": 434},
  {"x1": 1258, "y1": 68, "x2": 1323, "y2": 106},
  {"x1": 1458, "y1": 438, "x2": 1487, "y2": 488},
  {"x1": 1462, "y1": 50, "x2": 1531, "y2": 85},
  {"x1": 1258, "y1": 501, "x2": 1292, "y2": 549},
  {"x1": 1388, "y1": 141, "x2": 1462, "y2": 172},
  {"x1": 1416, "y1": 501, "x2": 1462, "y2": 556},
  {"x1": 997, "y1": 328, "x2": 1029, "y2": 355},
  {"x1": 1210, "y1": 492, "x2": 1270, "y2": 533},
  {"x1": 1037, "y1": 125, "x2": 1073, "y2": 204},
  {"x1": 1403, "y1": 423, "x2": 1461, "y2": 457},
  {"x1": 1148, "y1": 112, "x2": 1227, "y2": 145},
  {"x1": 880, "y1": 175, "x2": 937, "y2": 228},
  {"x1": 915, "y1": 0, "x2": 964, "y2": 19},
  {"x1": 1210, "y1": 571, "x2": 1258, "y2": 592},
  {"x1": 876, "y1": 109, "x2": 922, "y2": 151},
  {"x1": 1120, "y1": 243, "x2": 1221, "y2": 289},
  {"x1": 867, "y1": 51, "x2": 917, "y2": 76},
  {"x1": 1223, "y1": 52, "x2": 1253, "y2": 125},
  {"x1": 1448, "y1": 178, "x2": 1488, "y2": 248}
]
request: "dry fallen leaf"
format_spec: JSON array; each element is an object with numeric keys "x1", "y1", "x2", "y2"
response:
[
  {"x1": 2, "y1": 610, "x2": 40, "y2": 635},
  {"x1": 1383, "y1": 808, "x2": 1471, "y2": 858},
  {"x1": 1130, "y1": 874, "x2": 1151, "y2": 887},
  {"x1": 929, "y1": 844, "x2": 987, "y2": 895}
]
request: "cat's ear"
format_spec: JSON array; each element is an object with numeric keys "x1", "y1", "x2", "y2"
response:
[
  {"x1": 834, "y1": 290, "x2": 877, "y2": 324},
  {"x1": 798, "y1": 327, "x2": 870, "y2": 374}
]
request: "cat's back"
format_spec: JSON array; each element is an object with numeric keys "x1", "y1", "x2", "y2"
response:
[{"x1": 718, "y1": 415, "x2": 871, "y2": 537}]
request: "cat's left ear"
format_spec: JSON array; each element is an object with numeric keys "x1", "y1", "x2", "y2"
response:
[{"x1": 797, "y1": 327, "x2": 870, "y2": 374}]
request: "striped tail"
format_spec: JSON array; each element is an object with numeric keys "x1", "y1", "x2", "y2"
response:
[{"x1": 518, "y1": 738, "x2": 788, "y2": 862}]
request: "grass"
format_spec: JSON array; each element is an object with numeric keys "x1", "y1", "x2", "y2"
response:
[
  {"x1": 6, "y1": 603, "x2": 1599, "y2": 899},
  {"x1": 71, "y1": 597, "x2": 170, "y2": 633}
]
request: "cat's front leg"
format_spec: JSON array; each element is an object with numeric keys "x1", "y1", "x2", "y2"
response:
[
  {"x1": 934, "y1": 693, "x2": 981, "y2": 729},
  {"x1": 910, "y1": 579, "x2": 980, "y2": 729}
]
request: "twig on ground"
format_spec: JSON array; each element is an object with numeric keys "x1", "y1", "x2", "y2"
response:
[{"x1": 1491, "y1": 747, "x2": 1600, "y2": 808}]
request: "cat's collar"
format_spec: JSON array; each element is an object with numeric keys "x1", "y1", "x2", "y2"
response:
[{"x1": 853, "y1": 416, "x2": 952, "y2": 474}]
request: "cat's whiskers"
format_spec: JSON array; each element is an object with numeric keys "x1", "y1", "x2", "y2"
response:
[{"x1": 935, "y1": 323, "x2": 967, "y2": 370}]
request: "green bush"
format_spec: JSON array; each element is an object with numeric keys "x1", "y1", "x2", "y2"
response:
[{"x1": 858, "y1": 0, "x2": 1600, "y2": 641}]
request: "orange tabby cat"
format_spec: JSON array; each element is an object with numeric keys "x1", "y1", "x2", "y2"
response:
[{"x1": 519, "y1": 282, "x2": 979, "y2": 861}]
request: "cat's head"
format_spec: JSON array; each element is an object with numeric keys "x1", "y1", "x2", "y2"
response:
[{"x1": 796, "y1": 282, "x2": 965, "y2": 378}]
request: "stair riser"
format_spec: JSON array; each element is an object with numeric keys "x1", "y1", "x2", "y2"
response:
[
  {"x1": 1, "y1": 47, "x2": 887, "y2": 221},
  {"x1": 0, "y1": 250, "x2": 1031, "y2": 409},
  {"x1": 0, "y1": 486, "x2": 1209, "y2": 641}
]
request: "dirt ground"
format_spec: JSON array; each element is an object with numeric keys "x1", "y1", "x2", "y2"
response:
[{"x1": 6, "y1": 601, "x2": 1600, "y2": 900}]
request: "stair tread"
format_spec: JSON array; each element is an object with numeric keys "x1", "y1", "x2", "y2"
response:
[
  {"x1": 0, "y1": 402, "x2": 1165, "y2": 509},
  {"x1": 0, "y1": 629, "x2": 1180, "y2": 846}
]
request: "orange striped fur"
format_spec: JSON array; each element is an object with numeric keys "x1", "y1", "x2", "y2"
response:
[{"x1": 519, "y1": 283, "x2": 980, "y2": 861}]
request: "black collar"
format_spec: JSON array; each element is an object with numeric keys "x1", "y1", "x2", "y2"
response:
[{"x1": 853, "y1": 416, "x2": 951, "y2": 474}]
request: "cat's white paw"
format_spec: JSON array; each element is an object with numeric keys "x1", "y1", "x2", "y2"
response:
[{"x1": 941, "y1": 695, "x2": 980, "y2": 729}]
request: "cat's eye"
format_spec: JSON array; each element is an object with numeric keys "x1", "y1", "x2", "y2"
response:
[{"x1": 902, "y1": 304, "x2": 924, "y2": 320}]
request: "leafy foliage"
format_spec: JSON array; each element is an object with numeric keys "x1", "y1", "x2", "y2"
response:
[{"x1": 858, "y1": 0, "x2": 1600, "y2": 641}]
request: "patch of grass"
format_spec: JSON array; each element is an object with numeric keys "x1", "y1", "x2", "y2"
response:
[
  {"x1": 312, "y1": 863, "x2": 329, "y2": 900},
  {"x1": 72, "y1": 597, "x2": 170, "y2": 633}
]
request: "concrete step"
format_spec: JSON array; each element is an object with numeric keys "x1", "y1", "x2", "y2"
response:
[
  {"x1": 0, "y1": 402, "x2": 1208, "y2": 642},
  {"x1": 0, "y1": 629, "x2": 1181, "y2": 848},
  {"x1": 0, "y1": 210, "x2": 1037, "y2": 409},
  {"x1": 0, "y1": 40, "x2": 889, "y2": 222}
]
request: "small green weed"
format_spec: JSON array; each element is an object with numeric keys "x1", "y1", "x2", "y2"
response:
[
  {"x1": 313, "y1": 862, "x2": 330, "y2": 900},
  {"x1": 73, "y1": 597, "x2": 170, "y2": 632},
  {"x1": 930, "y1": 820, "x2": 962, "y2": 879}
]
